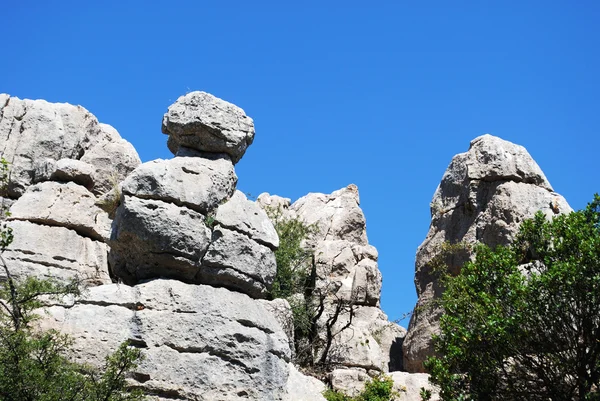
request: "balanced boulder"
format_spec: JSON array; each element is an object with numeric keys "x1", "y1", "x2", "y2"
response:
[{"x1": 162, "y1": 91, "x2": 255, "y2": 164}]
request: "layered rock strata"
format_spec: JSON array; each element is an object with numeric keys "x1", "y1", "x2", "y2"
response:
[
  {"x1": 109, "y1": 97, "x2": 276, "y2": 298},
  {"x1": 403, "y1": 134, "x2": 572, "y2": 373},
  {"x1": 2, "y1": 92, "x2": 325, "y2": 400},
  {"x1": 1, "y1": 94, "x2": 141, "y2": 284}
]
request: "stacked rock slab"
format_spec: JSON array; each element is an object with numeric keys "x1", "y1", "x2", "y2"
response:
[
  {"x1": 27, "y1": 91, "x2": 322, "y2": 400},
  {"x1": 258, "y1": 185, "x2": 407, "y2": 383},
  {"x1": 109, "y1": 92, "x2": 278, "y2": 299},
  {"x1": 0, "y1": 94, "x2": 141, "y2": 284},
  {"x1": 403, "y1": 134, "x2": 572, "y2": 373}
]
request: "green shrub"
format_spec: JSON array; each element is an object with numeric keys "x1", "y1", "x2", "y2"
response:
[
  {"x1": 265, "y1": 206, "x2": 317, "y2": 300},
  {"x1": 323, "y1": 374, "x2": 398, "y2": 401},
  {"x1": 427, "y1": 194, "x2": 600, "y2": 400}
]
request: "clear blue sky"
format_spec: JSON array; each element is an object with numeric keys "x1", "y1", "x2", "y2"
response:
[{"x1": 2, "y1": 1, "x2": 599, "y2": 324}]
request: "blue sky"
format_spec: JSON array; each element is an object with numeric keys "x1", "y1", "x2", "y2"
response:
[{"x1": 2, "y1": 1, "x2": 599, "y2": 324}]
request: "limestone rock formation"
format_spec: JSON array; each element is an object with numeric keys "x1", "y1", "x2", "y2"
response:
[
  {"x1": 10, "y1": 181, "x2": 111, "y2": 241},
  {"x1": 1, "y1": 92, "x2": 447, "y2": 400},
  {"x1": 0, "y1": 94, "x2": 139, "y2": 285},
  {"x1": 215, "y1": 190, "x2": 279, "y2": 249},
  {"x1": 403, "y1": 134, "x2": 572, "y2": 373},
  {"x1": 120, "y1": 156, "x2": 237, "y2": 214},
  {"x1": 162, "y1": 91, "x2": 255, "y2": 164},
  {"x1": 2, "y1": 220, "x2": 110, "y2": 285},
  {"x1": 0, "y1": 94, "x2": 140, "y2": 198},
  {"x1": 109, "y1": 133, "x2": 276, "y2": 298},
  {"x1": 259, "y1": 185, "x2": 406, "y2": 373},
  {"x1": 42, "y1": 280, "x2": 292, "y2": 401}
]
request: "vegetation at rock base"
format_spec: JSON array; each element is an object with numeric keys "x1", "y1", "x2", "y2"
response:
[
  {"x1": 266, "y1": 205, "x2": 360, "y2": 371},
  {"x1": 323, "y1": 373, "x2": 398, "y2": 401},
  {"x1": 426, "y1": 194, "x2": 600, "y2": 400},
  {"x1": 0, "y1": 157, "x2": 145, "y2": 401}
]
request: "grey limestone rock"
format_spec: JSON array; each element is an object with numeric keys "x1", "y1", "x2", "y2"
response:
[
  {"x1": 0, "y1": 94, "x2": 139, "y2": 198},
  {"x1": 284, "y1": 363, "x2": 327, "y2": 401},
  {"x1": 329, "y1": 368, "x2": 371, "y2": 397},
  {"x1": 313, "y1": 240, "x2": 381, "y2": 307},
  {"x1": 2, "y1": 220, "x2": 110, "y2": 285},
  {"x1": 403, "y1": 134, "x2": 572, "y2": 373},
  {"x1": 259, "y1": 298, "x2": 296, "y2": 360},
  {"x1": 41, "y1": 279, "x2": 292, "y2": 401},
  {"x1": 9, "y1": 181, "x2": 111, "y2": 241},
  {"x1": 202, "y1": 226, "x2": 277, "y2": 299},
  {"x1": 261, "y1": 185, "x2": 405, "y2": 373},
  {"x1": 291, "y1": 184, "x2": 368, "y2": 246},
  {"x1": 33, "y1": 158, "x2": 96, "y2": 190},
  {"x1": 121, "y1": 156, "x2": 237, "y2": 215},
  {"x1": 109, "y1": 195, "x2": 212, "y2": 284},
  {"x1": 390, "y1": 372, "x2": 440, "y2": 401},
  {"x1": 215, "y1": 190, "x2": 279, "y2": 249},
  {"x1": 81, "y1": 123, "x2": 141, "y2": 196},
  {"x1": 162, "y1": 91, "x2": 255, "y2": 164},
  {"x1": 328, "y1": 369, "x2": 439, "y2": 400}
]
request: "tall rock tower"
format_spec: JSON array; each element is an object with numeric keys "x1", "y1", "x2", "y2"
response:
[{"x1": 403, "y1": 134, "x2": 571, "y2": 373}]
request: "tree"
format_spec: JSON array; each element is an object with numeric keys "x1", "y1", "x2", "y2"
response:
[
  {"x1": 0, "y1": 157, "x2": 145, "y2": 401},
  {"x1": 426, "y1": 195, "x2": 600, "y2": 400},
  {"x1": 265, "y1": 206, "x2": 360, "y2": 372}
]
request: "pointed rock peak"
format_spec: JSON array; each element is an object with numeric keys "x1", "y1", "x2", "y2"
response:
[
  {"x1": 161, "y1": 91, "x2": 255, "y2": 164},
  {"x1": 464, "y1": 134, "x2": 552, "y2": 190},
  {"x1": 331, "y1": 183, "x2": 361, "y2": 205}
]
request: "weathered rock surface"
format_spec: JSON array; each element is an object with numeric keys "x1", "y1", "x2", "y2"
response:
[
  {"x1": 34, "y1": 158, "x2": 96, "y2": 190},
  {"x1": 162, "y1": 91, "x2": 255, "y2": 164},
  {"x1": 215, "y1": 190, "x2": 279, "y2": 249},
  {"x1": 0, "y1": 94, "x2": 140, "y2": 198},
  {"x1": 403, "y1": 134, "x2": 572, "y2": 372},
  {"x1": 42, "y1": 280, "x2": 292, "y2": 401},
  {"x1": 390, "y1": 372, "x2": 440, "y2": 401},
  {"x1": 313, "y1": 240, "x2": 381, "y2": 306},
  {"x1": 109, "y1": 195, "x2": 212, "y2": 284},
  {"x1": 2, "y1": 220, "x2": 110, "y2": 284},
  {"x1": 291, "y1": 184, "x2": 368, "y2": 246},
  {"x1": 80, "y1": 123, "x2": 142, "y2": 196},
  {"x1": 259, "y1": 299, "x2": 296, "y2": 360},
  {"x1": 316, "y1": 305, "x2": 406, "y2": 372},
  {"x1": 329, "y1": 368, "x2": 371, "y2": 397},
  {"x1": 260, "y1": 185, "x2": 405, "y2": 373},
  {"x1": 121, "y1": 157, "x2": 237, "y2": 215},
  {"x1": 9, "y1": 181, "x2": 111, "y2": 241},
  {"x1": 284, "y1": 363, "x2": 327, "y2": 401},
  {"x1": 202, "y1": 226, "x2": 276, "y2": 298},
  {"x1": 329, "y1": 369, "x2": 439, "y2": 400}
]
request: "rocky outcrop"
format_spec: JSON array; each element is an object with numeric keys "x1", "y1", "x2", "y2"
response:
[
  {"x1": 0, "y1": 94, "x2": 140, "y2": 198},
  {"x1": 327, "y1": 370, "x2": 439, "y2": 400},
  {"x1": 42, "y1": 280, "x2": 292, "y2": 401},
  {"x1": 109, "y1": 97, "x2": 277, "y2": 298},
  {"x1": 0, "y1": 95, "x2": 139, "y2": 285},
  {"x1": 162, "y1": 92, "x2": 255, "y2": 164},
  {"x1": 403, "y1": 134, "x2": 572, "y2": 373},
  {"x1": 259, "y1": 185, "x2": 406, "y2": 374}
]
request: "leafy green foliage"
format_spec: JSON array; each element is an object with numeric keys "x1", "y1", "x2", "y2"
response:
[
  {"x1": 0, "y1": 157, "x2": 145, "y2": 401},
  {"x1": 427, "y1": 194, "x2": 600, "y2": 400},
  {"x1": 323, "y1": 374, "x2": 398, "y2": 401},
  {"x1": 266, "y1": 206, "x2": 317, "y2": 300}
]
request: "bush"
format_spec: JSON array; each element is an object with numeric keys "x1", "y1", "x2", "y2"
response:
[
  {"x1": 427, "y1": 194, "x2": 600, "y2": 400},
  {"x1": 323, "y1": 374, "x2": 398, "y2": 401}
]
